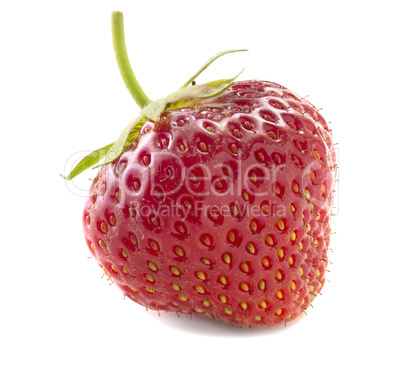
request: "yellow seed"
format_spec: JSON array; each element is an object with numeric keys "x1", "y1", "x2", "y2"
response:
[
  {"x1": 290, "y1": 231, "x2": 296, "y2": 241},
  {"x1": 250, "y1": 220, "x2": 258, "y2": 232},
  {"x1": 130, "y1": 234, "x2": 137, "y2": 246},
  {"x1": 275, "y1": 308, "x2": 282, "y2": 316},
  {"x1": 90, "y1": 243, "x2": 96, "y2": 251},
  {"x1": 290, "y1": 281, "x2": 296, "y2": 292},
  {"x1": 322, "y1": 184, "x2": 326, "y2": 194},
  {"x1": 265, "y1": 235, "x2": 274, "y2": 246},
  {"x1": 298, "y1": 242, "x2": 303, "y2": 251},
  {"x1": 300, "y1": 299, "x2": 305, "y2": 306},
  {"x1": 310, "y1": 202, "x2": 314, "y2": 211},
  {"x1": 242, "y1": 191, "x2": 249, "y2": 201},
  {"x1": 172, "y1": 283, "x2": 181, "y2": 291},
  {"x1": 148, "y1": 261, "x2": 158, "y2": 272},
  {"x1": 240, "y1": 302, "x2": 248, "y2": 310},
  {"x1": 316, "y1": 212, "x2": 321, "y2": 221},
  {"x1": 146, "y1": 273, "x2": 155, "y2": 282},
  {"x1": 246, "y1": 242, "x2": 256, "y2": 254},
  {"x1": 290, "y1": 203, "x2": 296, "y2": 212},
  {"x1": 224, "y1": 307, "x2": 233, "y2": 315},
  {"x1": 197, "y1": 271, "x2": 206, "y2": 280},
  {"x1": 277, "y1": 219, "x2": 285, "y2": 231},
  {"x1": 203, "y1": 300, "x2": 211, "y2": 307},
  {"x1": 223, "y1": 253, "x2": 231, "y2": 264},
  {"x1": 199, "y1": 142, "x2": 208, "y2": 152},
  {"x1": 100, "y1": 222, "x2": 108, "y2": 233},
  {"x1": 240, "y1": 282, "x2": 250, "y2": 292},
  {"x1": 175, "y1": 246, "x2": 184, "y2": 257},
  {"x1": 262, "y1": 257, "x2": 270, "y2": 268},
  {"x1": 316, "y1": 269, "x2": 321, "y2": 278},
  {"x1": 277, "y1": 248, "x2": 284, "y2": 259},
  {"x1": 172, "y1": 301, "x2": 179, "y2": 306},
  {"x1": 310, "y1": 285, "x2": 314, "y2": 293},
  {"x1": 99, "y1": 239, "x2": 107, "y2": 250},
  {"x1": 228, "y1": 230, "x2": 236, "y2": 242},
  {"x1": 146, "y1": 286, "x2": 155, "y2": 293},
  {"x1": 299, "y1": 267, "x2": 304, "y2": 276},
  {"x1": 202, "y1": 258, "x2": 211, "y2": 265},
  {"x1": 219, "y1": 294, "x2": 228, "y2": 303},
  {"x1": 254, "y1": 316, "x2": 262, "y2": 321},
  {"x1": 292, "y1": 181, "x2": 299, "y2": 193},
  {"x1": 122, "y1": 249, "x2": 128, "y2": 258},
  {"x1": 305, "y1": 189, "x2": 311, "y2": 200},
  {"x1": 201, "y1": 235, "x2": 212, "y2": 246},
  {"x1": 241, "y1": 262, "x2": 250, "y2": 273},
  {"x1": 295, "y1": 292, "x2": 300, "y2": 300},
  {"x1": 257, "y1": 151, "x2": 265, "y2": 162},
  {"x1": 258, "y1": 280, "x2": 266, "y2": 291},
  {"x1": 261, "y1": 203, "x2": 270, "y2": 215},
  {"x1": 111, "y1": 265, "x2": 118, "y2": 273},
  {"x1": 171, "y1": 266, "x2": 181, "y2": 276},
  {"x1": 259, "y1": 301, "x2": 267, "y2": 309},
  {"x1": 288, "y1": 256, "x2": 294, "y2": 266},
  {"x1": 194, "y1": 308, "x2": 204, "y2": 313},
  {"x1": 122, "y1": 267, "x2": 128, "y2": 274},
  {"x1": 129, "y1": 286, "x2": 138, "y2": 292},
  {"x1": 286, "y1": 314, "x2": 292, "y2": 320},
  {"x1": 195, "y1": 285, "x2": 205, "y2": 294},
  {"x1": 149, "y1": 240, "x2": 159, "y2": 251},
  {"x1": 314, "y1": 150, "x2": 320, "y2": 160},
  {"x1": 219, "y1": 275, "x2": 228, "y2": 285},
  {"x1": 276, "y1": 290, "x2": 283, "y2": 299},
  {"x1": 275, "y1": 270, "x2": 282, "y2": 281},
  {"x1": 231, "y1": 205, "x2": 239, "y2": 216},
  {"x1": 179, "y1": 294, "x2": 189, "y2": 301},
  {"x1": 307, "y1": 224, "x2": 311, "y2": 232}
]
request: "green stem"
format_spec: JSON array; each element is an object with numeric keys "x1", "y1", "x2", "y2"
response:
[{"x1": 111, "y1": 12, "x2": 151, "y2": 109}]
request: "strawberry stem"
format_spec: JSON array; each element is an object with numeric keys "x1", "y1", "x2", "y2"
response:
[{"x1": 111, "y1": 12, "x2": 151, "y2": 109}]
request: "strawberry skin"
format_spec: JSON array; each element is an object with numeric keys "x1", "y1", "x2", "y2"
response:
[{"x1": 83, "y1": 80, "x2": 336, "y2": 326}]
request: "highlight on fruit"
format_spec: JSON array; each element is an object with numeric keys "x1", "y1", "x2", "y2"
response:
[{"x1": 62, "y1": 11, "x2": 337, "y2": 327}]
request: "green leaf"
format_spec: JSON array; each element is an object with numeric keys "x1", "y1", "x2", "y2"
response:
[
  {"x1": 181, "y1": 49, "x2": 247, "y2": 88},
  {"x1": 60, "y1": 142, "x2": 113, "y2": 181},
  {"x1": 165, "y1": 68, "x2": 244, "y2": 104},
  {"x1": 201, "y1": 69, "x2": 244, "y2": 89},
  {"x1": 141, "y1": 98, "x2": 167, "y2": 121},
  {"x1": 97, "y1": 115, "x2": 145, "y2": 167}
]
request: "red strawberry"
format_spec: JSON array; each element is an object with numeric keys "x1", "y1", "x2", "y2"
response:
[{"x1": 65, "y1": 12, "x2": 336, "y2": 327}]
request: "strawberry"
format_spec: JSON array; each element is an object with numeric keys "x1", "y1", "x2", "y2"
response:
[{"x1": 64, "y1": 12, "x2": 336, "y2": 327}]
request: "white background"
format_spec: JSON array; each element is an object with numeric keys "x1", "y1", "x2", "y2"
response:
[{"x1": 1, "y1": 0, "x2": 401, "y2": 364}]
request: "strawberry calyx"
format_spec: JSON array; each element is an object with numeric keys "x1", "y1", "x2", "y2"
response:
[{"x1": 61, "y1": 11, "x2": 246, "y2": 181}]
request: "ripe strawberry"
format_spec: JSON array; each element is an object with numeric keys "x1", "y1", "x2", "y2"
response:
[{"x1": 65, "y1": 12, "x2": 336, "y2": 327}]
